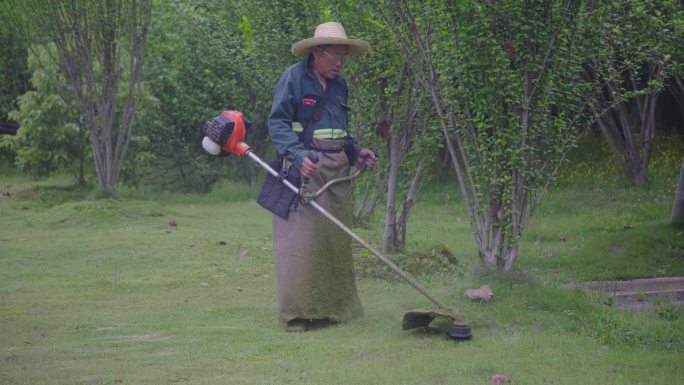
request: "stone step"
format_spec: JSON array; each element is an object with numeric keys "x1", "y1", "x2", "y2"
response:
[
  {"x1": 611, "y1": 288, "x2": 684, "y2": 301},
  {"x1": 560, "y1": 277, "x2": 684, "y2": 313},
  {"x1": 560, "y1": 276, "x2": 684, "y2": 293}
]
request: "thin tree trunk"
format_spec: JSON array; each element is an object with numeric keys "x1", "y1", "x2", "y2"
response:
[
  {"x1": 670, "y1": 76, "x2": 684, "y2": 145},
  {"x1": 503, "y1": 244, "x2": 519, "y2": 272},
  {"x1": 353, "y1": 180, "x2": 371, "y2": 225},
  {"x1": 382, "y1": 134, "x2": 401, "y2": 254},
  {"x1": 367, "y1": 193, "x2": 382, "y2": 221},
  {"x1": 636, "y1": 91, "x2": 658, "y2": 185},
  {"x1": 671, "y1": 161, "x2": 684, "y2": 224},
  {"x1": 397, "y1": 156, "x2": 424, "y2": 248},
  {"x1": 79, "y1": 152, "x2": 85, "y2": 186}
]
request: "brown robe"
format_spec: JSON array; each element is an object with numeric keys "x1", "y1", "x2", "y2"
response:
[{"x1": 272, "y1": 138, "x2": 363, "y2": 323}]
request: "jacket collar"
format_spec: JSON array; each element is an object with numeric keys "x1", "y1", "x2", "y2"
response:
[{"x1": 304, "y1": 54, "x2": 316, "y2": 81}]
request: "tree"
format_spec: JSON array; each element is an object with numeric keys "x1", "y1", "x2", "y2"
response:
[
  {"x1": 355, "y1": 61, "x2": 433, "y2": 254},
  {"x1": 0, "y1": 2, "x2": 29, "y2": 162},
  {"x1": 584, "y1": 0, "x2": 682, "y2": 186},
  {"x1": 324, "y1": 3, "x2": 441, "y2": 253},
  {"x1": 665, "y1": 1, "x2": 684, "y2": 144},
  {"x1": 378, "y1": 0, "x2": 653, "y2": 270},
  {"x1": 0, "y1": 2, "x2": 29, "y2": 124},
  {"x1": 8, "y1": 46, "x2": 88, "y2": 184},
  {"x1": 16, "y1": 0, "x2": 152, "y2": 191}
]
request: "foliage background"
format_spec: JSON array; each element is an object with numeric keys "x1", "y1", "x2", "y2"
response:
[{"x1": 1, "y1": 0, "x2": 683, "y2": 265}]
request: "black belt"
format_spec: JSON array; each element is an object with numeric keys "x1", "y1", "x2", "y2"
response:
[{"x1": 310, "y1": 145, "x2": 343, "y2": 154}]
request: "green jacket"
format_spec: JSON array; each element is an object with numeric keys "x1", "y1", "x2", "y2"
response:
[{"x1": 268, "y1": 56, "x2": 361, "y2": 169}]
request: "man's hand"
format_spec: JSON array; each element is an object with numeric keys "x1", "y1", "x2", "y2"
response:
[
  {"x1": 300, "y1": 156, "x2": 319, "y2": 178},
  {"x1": 356, "y1": 148, "x2": 377, "y2": 170}
]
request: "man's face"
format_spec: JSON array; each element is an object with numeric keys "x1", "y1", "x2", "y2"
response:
[{"x1": 312, "y1": 45, "x2": 350, "y2": 80}]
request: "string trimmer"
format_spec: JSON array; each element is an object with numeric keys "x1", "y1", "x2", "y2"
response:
[{"x1": 202, "y1": 110, "x2": 471, "y2": 340}]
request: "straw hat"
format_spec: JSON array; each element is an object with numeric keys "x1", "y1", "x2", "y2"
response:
[{"x1": 291, "y1": 22, "x2": 369, "y2": 57}]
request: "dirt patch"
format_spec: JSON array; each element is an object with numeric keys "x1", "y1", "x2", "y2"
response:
[
  {"x1": 94, "y1": 324, "x2": 128, "y2": 331},
  {"x1": 112, "y1": 333, "x2": 170, "y2": 342},
  {"x1": 80, "y1": 375, "x2": 102, "y2": 384},
  {"x1": 5, "y1": 353, "x2": 18, "y2": 362},
  {"x1": 12, "y1": 188, "x2": 37, "y2": 200}
]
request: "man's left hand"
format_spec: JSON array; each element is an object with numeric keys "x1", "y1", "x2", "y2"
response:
[{"x1": 356, "y1": 148, "x2": 377, "y2": 170}]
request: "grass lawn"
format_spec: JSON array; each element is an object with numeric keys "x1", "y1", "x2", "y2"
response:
[{"x1": 1, "y1": 162, "x2": 683, "y2": 384}]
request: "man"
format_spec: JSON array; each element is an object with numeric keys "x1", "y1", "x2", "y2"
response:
[{"x1": 268, "y1": 21, "x2": 377, "y2": 332}]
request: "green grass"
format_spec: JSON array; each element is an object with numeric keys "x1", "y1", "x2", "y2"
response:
[{"x1": 1, "y1": 161, "x2": 684, "y2": 384}]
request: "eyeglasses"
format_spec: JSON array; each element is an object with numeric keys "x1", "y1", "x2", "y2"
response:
[{"x1": 321, "y1": 49, "x2": 349, "y2": 65}]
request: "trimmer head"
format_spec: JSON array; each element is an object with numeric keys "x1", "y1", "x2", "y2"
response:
[
  {"x1": 447, "y1": 324, "x2": 472, "y2": 340},
  {"x1": 402, "y1": 308, "x2": 471, "y2": 340}
]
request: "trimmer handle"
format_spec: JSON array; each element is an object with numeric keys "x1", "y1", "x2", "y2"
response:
[
  {"x1": 359, "y1": 149, "x2": 377, "y2": 171},
  {"x1": 302, "y1": 150, "x2": 320, "y2": 185}
]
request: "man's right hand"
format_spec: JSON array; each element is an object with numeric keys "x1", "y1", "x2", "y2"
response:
[{"x1": 300, "y1": 156, "x2": 319, "y2": 178}]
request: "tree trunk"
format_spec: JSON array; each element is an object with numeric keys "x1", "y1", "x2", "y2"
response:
[
  {"x1": 79, "y1": 153, "x2": 85, "y2": 186},
  {"x1": 503, "y1": 244, "x2": 519, "y2": 272},
  {"x1": 670, "y1": 77, "x2": 684, "y2": 145},
  {"x1": 635, "y1": 90, "x2": 658, "y2": 186},
  {"x1": 382, "y1": 134, "x2": 401, "y2": 254},
  {"x1": 354, "y1": 171, "x2": 383, "y2": 228},
  {"x1": 479, "y1": 248, "x2": 497, "y2": 268},
  {"x1": 397, "y1": 156, "x2": 424, "y2": 248},
  {"x1": 671, "y1": 160, "x2": 684, "y2": 224},
  {"x1": 353, "y1": 180, "x2": 371, "y2": 225},
  {"x1": 671, "y1": 77, "x2": 684, "y2": 111}
]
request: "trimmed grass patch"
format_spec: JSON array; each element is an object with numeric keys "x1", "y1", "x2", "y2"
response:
[{"x1": 1, "y1": 172, "x2": 683, "y2": 384}]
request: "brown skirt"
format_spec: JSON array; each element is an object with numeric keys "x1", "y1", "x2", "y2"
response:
[{"x1": 272, "y1": 139, "x2": 363, "y2": 323}]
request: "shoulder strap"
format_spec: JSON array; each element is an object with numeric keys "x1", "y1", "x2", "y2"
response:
[{"x1": 302, "y1": 81, "x2": 333, "y2": 149}]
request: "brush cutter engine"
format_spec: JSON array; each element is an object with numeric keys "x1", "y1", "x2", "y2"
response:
[{"x1": 202, "y1": 110, "x2": 251, "y2": 157}]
